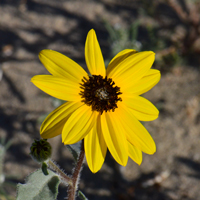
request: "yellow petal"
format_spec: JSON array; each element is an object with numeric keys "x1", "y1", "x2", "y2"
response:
[
  {"x1": 84, "y1": 114, "x2": 107, "y2": 173},
  {"x1": 31, "y1": 75, "x2": 81, "y2": 101},
  {"x1": 40, "y1": 101, "x2": 82, "y2": 139},
  {"x1": 101, "y1": 111, "x2": 128, "y2": 166},
  {"x1": 123, "y1": 94, "x2": 159, "y2": 121},
  {"x1": 106, "y1": 49, "x2": 137, "y2": 75},
  {"x1": 108, "y1": 51, "x2": 155, "y2": 92},
  {"x1": 117, "y1": 103, "x2": 156, "y2": 154},
  {"x1": 39, "y1": 49, "x2": 87, "y2": 82},
  {"x1": 128, "y1": 141, "x2": 142, "y2": 165},
  {"x1": 62, "y1": 105, "x2": 97, "y2": 144},
  {"x1": 85, "y1": 29, "x2": 106, "y2": 77},
  {"x1": 132, "y1": 69, "x2": 161, "y2": 95}
]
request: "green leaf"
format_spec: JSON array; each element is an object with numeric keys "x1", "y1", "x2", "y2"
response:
[
  {"x1": 66, "y1": 143, "x2": 80, "y2": 162},
  {"x1": 16, "y1": 169, "x2": 60, "y2": 200},
  {"x1": 78, "y1": 190, "x2": 88, "y2": 200}
]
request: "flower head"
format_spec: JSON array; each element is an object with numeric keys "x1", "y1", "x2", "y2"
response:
[
  {"x1": 30, "y1": 139, "x2": 52, "y2": 163},
  {"x1": 31, "y1": 29, "x2": 160, "y2": 173}
]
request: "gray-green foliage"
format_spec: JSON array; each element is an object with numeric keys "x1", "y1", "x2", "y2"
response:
[
  {"x1": 104, "y1": 18, "x2": 181, "y2": 71},
  {"x1": 0, "y1": 138, "x2": 13, "y2": 186},
  {"x1": 0, "y1": 144, "x2": 6, "y2": 199},
  {"x1": 104, "y1": 20, "x2": 141, "y2": 57},
  {"x1": 0, "y1": 138, "x2": 15, "y2": 200},
  {"x1": 0, "y1": 138, "x2": 12, "y2": 182},
  {"x1": 17, "y1": 169, "x2": 60, "y2": 200},
  {"x1": 0, "y1": 144, "x2": 5, "y2": 186}
]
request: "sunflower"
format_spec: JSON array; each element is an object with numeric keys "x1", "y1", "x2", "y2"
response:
[{"x1": 31, "y1": 29, "x2": 160, "y2": 173}]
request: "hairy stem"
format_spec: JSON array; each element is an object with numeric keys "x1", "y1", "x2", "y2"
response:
[
  {"x1": 68, "y1": 140, "x2": 85, "y2": 200},
  {"x1": 48, "y1": 159, "x2": 73, "y2": 186}
]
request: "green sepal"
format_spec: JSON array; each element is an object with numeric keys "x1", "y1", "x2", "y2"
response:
[
  {"x1": 66, "y1": 144, "x2": 79, "y2": 162},
  {"x1": 78, "y1": 190, "x2": 88, "y2": 200},
  {"x1": 42, "y1": 162, "x2": 49, "y2": 175},
  {"x1": 16, "y1": 169, "x2": 60, "y2": 200}
]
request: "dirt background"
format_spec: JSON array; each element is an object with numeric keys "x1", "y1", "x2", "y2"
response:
[{"x1": 0, "y1": 0, "x2": 200, "y2": 200}]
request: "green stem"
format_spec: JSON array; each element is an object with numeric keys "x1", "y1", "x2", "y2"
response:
[{"x1": 68, "y1": 140, "x2": 85, "y2": 200}]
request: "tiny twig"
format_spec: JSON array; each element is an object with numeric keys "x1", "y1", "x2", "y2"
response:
[{"x1": 167, "y1": 0, "x2": 188, "y2": 22}]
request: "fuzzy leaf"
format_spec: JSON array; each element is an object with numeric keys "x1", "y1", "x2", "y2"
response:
[{"x1": 16, "y1": 169, "x2": 60, "y2": 200}]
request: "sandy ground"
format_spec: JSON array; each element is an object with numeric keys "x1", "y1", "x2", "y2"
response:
[{"x1": 0, "y1": 1, "x2": 200, "y2": 200}]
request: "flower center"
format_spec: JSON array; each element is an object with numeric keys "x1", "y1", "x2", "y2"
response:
[
  {"x1": 79, "y1": 75, "x2": 122, "y2": 114},
  {"x1": 95, "y1": 87, "x2": 109, "y2": 100}
]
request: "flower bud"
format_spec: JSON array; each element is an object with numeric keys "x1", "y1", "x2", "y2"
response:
[{"x1": 30, "y1": 139, "x2": 52, "y2": 163}]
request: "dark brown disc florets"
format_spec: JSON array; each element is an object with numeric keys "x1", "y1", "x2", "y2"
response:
[{"x1": 79, "y1": 75, "x2": 122, "y2": 114}]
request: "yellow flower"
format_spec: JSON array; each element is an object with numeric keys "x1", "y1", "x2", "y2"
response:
[{"x1": 31, "y1": 29, "x2": 160, "y2": 173}]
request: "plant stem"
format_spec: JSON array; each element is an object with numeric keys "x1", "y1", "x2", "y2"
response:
[
  {"x1": 48, "y1": 159, "x2": 73, "y2": 186},
  {"x1": 68, "y1": 140, "x2": 85, "y2": 200}
]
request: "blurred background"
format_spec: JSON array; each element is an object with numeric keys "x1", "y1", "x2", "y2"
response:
[{"x1": 0, "y1": 0, "x2": 200, "y2": 199}]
